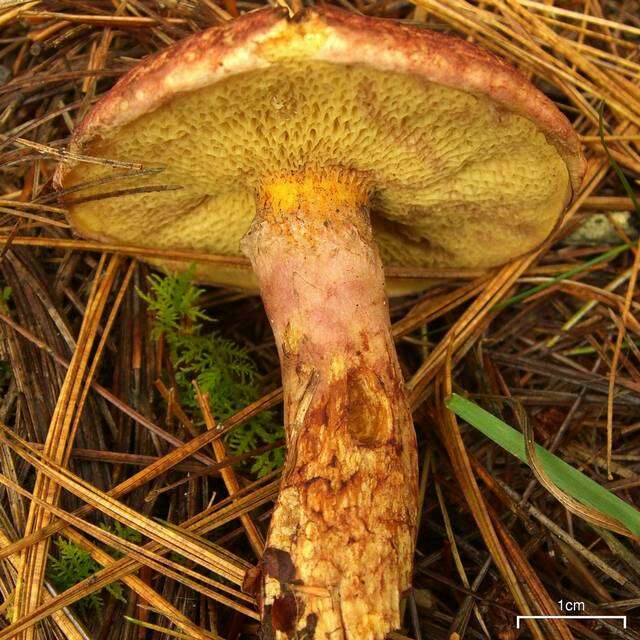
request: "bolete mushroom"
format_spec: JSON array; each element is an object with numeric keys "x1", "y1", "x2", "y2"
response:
[{"x1": 55, "y1": 6, "x2": 584, "y2": 639}]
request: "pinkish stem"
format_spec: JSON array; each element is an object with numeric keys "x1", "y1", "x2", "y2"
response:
[{"x1": 242, "y1": 170, "x2": 418, "y2": 640}]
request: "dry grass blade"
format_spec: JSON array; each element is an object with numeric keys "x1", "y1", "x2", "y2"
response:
[
  {"x1": 0, "y1": 206, "x2": 68, "y2": 228},
  {"x1": 0, "y1": 477, "x2": 278, "y2": 639},
  {"x1": 19, "y1": 10, "x2": 189, "y2": 27},
  {"x1": 0, "y1": 424, "x2": 249, "y2": 584},
  {"x1": 0, "y1": 469, "x2": 259, "y2": 620},
  {"x1": 194, "y1": 382, "x2": 265, "y2": 558},
  {"x1": 606, "y1": 240, "x2": 640, "y2": 476},
  {"x1": 435, "y1": 361, "x2": 573, "y2": 640},
  {"x1": 14, "y1": 254, "x2": 125, "y2": 640},
  {"x1": 0, "y1": 235, "x2": 488, "y2": 280},
  {"x1": 0, "y1": 526, "x2": 88, "y2": 640},
  {"x1": 514, "y1": 0, "x2": 640, "y2": 36},
  {"x1": 123, "y1": 615, "x2": 222, "y2": 640}
]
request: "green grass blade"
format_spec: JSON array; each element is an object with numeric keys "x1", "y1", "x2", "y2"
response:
[
  {"x1": 445, "y1": 393, "x2": 640, "y2": 536},
  {"x1": 598, "y1": 103, "x2": 640, "y2": 216},
  {"x1": 494, "y1": 243, "x2": 629, "y2": 311}
]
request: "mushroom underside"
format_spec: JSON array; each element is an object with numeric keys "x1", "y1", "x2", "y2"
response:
[{"x1": 65, "y1": 60, "x2": 571, "y2": 290}]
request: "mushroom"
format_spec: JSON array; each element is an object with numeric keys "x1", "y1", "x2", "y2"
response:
[{"x1": 55, "y1": 6, "x2": 585, "y2": 639}]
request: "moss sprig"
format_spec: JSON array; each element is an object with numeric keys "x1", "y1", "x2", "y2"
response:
[
  {"x1": 46, "y1": 530, "x2": 131, "y2": 616},
  {"x1": 139, "y1": 268, "x2": 284, "y2": 476}
]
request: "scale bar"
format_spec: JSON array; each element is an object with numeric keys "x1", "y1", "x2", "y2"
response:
[{"x1": 516, "y1": 615, "x2": 627, "y2": 629}]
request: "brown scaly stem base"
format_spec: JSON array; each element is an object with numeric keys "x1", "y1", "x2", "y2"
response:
[{"x1": 242, "y1": 169, "x2": 418, "y2": 640}]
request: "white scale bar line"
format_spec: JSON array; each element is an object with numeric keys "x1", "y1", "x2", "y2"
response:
[{"x1": 516, "y1": 615, "x2": 627, "y2": 629}]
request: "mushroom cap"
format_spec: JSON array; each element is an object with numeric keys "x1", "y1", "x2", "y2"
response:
[{"x1": 55, "y1": 5, "x2": 585, "y2": 293}]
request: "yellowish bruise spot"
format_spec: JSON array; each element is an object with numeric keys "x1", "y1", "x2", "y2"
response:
[
  {"x1": 260, "y1": 167, "x2": 369, "y2": 221},
  {"x1": 258, "y1": 17, "x2": 329, "y2": 61},
  {"x1": 329, "y1": 354, "x2": 347, "y2": 382},
  {"x1": 283, "y1": 322, "x2": 302, "y2": 355},
  {"x1": 301, "y1": 538, "x2": 315, "y2": 560}
]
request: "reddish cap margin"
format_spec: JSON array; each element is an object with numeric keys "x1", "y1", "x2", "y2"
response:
[{"x1": 54, "y1": 4, "x2": 585, "y2": 196}]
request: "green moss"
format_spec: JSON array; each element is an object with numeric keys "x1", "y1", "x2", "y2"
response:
[
  {"x1": 46, "y1": 534, "x2": 128, "y2": 616},
  {"x1": 0, "y1": 286, "x2": 11, "y2": 312},
  {"x1": 139, "y1": 267, "x2": 284, "y2": 476}
]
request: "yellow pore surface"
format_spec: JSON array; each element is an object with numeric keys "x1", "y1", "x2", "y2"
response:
[{"x1": 66, "y1": 60, "x2": 571, "y2": 290}]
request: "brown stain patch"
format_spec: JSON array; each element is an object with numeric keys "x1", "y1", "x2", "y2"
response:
[
  {"x1": 346, "y1": 368, "x2": 392, "y2": 447},
  {"x1": 299, "y1": 613, "x2": 318, "y2": 639},
  {"x1": 271, "y1": 592, "x2": 298, "y2": 636},
  {"x1": 264, "y1": 546, "x2": 297, "y2": 585},
  {"x1": 243, "y1": 565, "x2": 262, "y2": 597}
]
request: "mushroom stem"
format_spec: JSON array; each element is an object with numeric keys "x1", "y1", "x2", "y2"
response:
[{"x1": 242, "y1": 169, "x2": 418, "y2": 640}]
